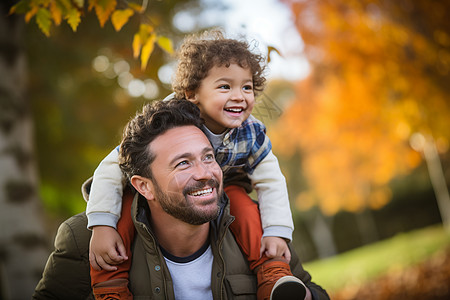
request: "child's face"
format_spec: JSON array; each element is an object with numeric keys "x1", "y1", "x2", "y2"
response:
[{"x1": 187, "y1": 63, "x2": 255, "y2": 134}]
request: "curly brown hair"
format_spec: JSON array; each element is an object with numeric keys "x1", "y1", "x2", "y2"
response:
[
  {"x1": 119, "y1": 100, "x2": 203, "y2": 180},
  {"x1": 172, "y1": 29, "x2": 267, "y2": 99}
]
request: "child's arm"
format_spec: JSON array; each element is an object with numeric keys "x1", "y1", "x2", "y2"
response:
[
  {"x1": 260, "y1": 236, "x2": 292, "y2": 261},
  {"x1": 248, "y1": 150, "x2": 295, "y2": 259},
  {"x1": 86, "y1": 148, "x2": 128, "y2": 270},
  {"x1": 86, "y1": 147, "x2": 126, "y2": 229},
  {"x1": 89, "y1": 226, "x2": 127, "y2": 271}
]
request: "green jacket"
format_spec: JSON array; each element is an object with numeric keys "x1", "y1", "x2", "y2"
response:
[{"x1": 33, "y1": 192, "x2": 329, "y2": 299}]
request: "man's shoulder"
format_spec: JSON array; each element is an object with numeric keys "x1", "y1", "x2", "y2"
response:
[
  {"x1": 33, "y1": 212, "x2": 93, "y2": 300},
  {"x1": 55, "y1": 212, "x2": 91, "y2": 258}
]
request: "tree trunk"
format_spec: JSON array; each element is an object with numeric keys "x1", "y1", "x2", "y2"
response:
[
  {"x1": 422, "y1": 137, "x2": 450, "y2": 233},
  {"x1": 305, "y1": 209, "x2": 337, "y2": 259},
  {"x1": 355, "y1": 208, "x2": 379, "y2": 245},
  {"x1": 0, "y1": 2, "x2": 49, "y2": 299}
]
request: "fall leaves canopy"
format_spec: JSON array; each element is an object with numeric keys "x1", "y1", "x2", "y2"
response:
[
  {"x1": 10, "y1": 0, "x2": 173, "y2": 69},
  {"x1": 272, "y1": 0, "x2": 450, "y2": 215}
]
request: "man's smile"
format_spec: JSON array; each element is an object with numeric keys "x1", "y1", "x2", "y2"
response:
[{"x1": 188, "y1": 187, "x2": 213, "y2": 197}]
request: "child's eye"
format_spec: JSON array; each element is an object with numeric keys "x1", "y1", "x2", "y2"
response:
[
  {"x1": 219, "y1": 84, "x2": 230, "y2": 89},
  {"x1": 243, "y1": 85, "x2": 253, "y2": 91}
]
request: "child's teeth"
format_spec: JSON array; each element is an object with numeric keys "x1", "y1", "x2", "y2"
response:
[{"x1": 226, "y1": 108, "x2": 242, "y2": 112}]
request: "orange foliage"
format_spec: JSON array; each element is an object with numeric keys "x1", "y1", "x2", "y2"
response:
[{"x1": 272, "y1": 0, "x2": 450, "y2": 215}]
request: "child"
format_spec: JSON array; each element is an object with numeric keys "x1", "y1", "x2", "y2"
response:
[{"x1": 87, "y1": 29, "x2": 306, "y2": 300}]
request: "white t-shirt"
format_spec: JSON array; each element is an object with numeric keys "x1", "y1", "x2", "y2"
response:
[{"x1": 163, "y1": 244, "x2": 213, "y2": 300}]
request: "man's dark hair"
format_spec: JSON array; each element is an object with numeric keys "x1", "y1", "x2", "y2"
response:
[
  {"x1": 119, "y1": 99, "x2": 203, "y2": 180},
  {"x1": 172, "y1": 29, "x2": 266, "y2": 99}
]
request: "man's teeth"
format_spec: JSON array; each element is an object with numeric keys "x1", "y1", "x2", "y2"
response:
[
  {"x1": 189, "y1": 188, "x2": 213, "y2": 196},
  {"x1": 225, "y1": 108, "x2": 243, "y2": 113}
]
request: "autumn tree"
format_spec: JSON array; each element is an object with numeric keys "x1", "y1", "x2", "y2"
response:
[
  {"x1": 273, "y1": 0, "x2": 450, "y2": 223},
  {"x1": 2, "y1": 0, "x2": 197, "y2": 298}
]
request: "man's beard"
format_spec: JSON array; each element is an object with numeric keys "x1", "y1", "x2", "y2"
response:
[{"x1": 152, "y1": 178, "x2": 222, "y2": 225}]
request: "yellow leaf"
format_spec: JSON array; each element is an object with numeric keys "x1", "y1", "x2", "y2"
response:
[
  {"x1": 132, "y1": 32, "x2": 141, "y2": 58},
  {"x1": 25, "y1": 5, "x2": 39, "y2": 23},
  {"x1": 111, "y1": 8, "x2": 134, "y2": 31},
  {"x1": 267, "y1": 46, "x2": 282, "y2": 63},
  {"x1": 73, "y1": 0, "x2": 84, "y2": 8},
  {"x1": 36, "y1": 8, "x2": 52, "y2": 37},
  {"x1": 140, "y1": 33, "x2": 156, "y2": 70},
  {"x1": 139, "y1": 23, "x2": 154, "y2": 40},
  {"x1": 94, "y1": 0, "x2": 117, "y2": 27},
  {"x1": 157, "y1": 35, "x2": 174, "y2": 54},
  {"x1": 65, "y1": 7, "x2": 81, "y2": 31},
  {"x1": 49, "y1": 0, "x2": 62, "y2": 25},
  {"x1": 132, "y1": 24, "x2": 154, "y2": 58},
  {"x1": 128, "y1": 2, "x2": 142, "y2": 12},
  {"x1": 88, "y1": 0, "x2": 95, "y2": 11}
]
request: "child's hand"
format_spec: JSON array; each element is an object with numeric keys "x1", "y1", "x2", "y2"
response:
[
  {"x1": 260, "y1": 236, "x2": 291, "y2": 262},
  {"x1": 89, "y1": 225, "x2": 128, "y2": 271}
]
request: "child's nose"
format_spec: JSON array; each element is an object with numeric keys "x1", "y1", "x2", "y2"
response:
[{"x1": 230, "y1": 89, "x2": 245, "y2": 101}]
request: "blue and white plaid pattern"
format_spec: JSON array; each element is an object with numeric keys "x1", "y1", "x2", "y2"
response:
[{"x1": 211, "y1": 115, "x2": 272, "y2": 178}]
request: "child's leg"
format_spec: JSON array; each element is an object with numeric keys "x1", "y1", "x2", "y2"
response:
[
  {"x1": 91, "y1": 188, "x2": 135, "y2": 298},
  {"x1": 225, "y1": 185, "x2": 270, "y2": 270},
  {"x1": 225, "y1": 185, "x2": 306, "y2": 300}
]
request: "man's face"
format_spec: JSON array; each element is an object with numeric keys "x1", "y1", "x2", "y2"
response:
[{"x1": 148, "y1": 125, "x2": 223, "y2": 225}]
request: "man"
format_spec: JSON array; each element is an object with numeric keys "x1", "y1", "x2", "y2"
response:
[{"x1": 33, "y1": 100, "x2": 329, "y2": 300}]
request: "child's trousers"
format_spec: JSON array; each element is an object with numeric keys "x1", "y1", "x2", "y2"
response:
[
  {"x1": 90, "y1": 188, "x2": 135, "y2": 286},
  {"x1": 225, "y1": 184, "x2": 270, "y2": 270}
]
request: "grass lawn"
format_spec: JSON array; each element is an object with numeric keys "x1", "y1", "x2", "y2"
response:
[{"x1": 303, "y1": 224, "x2": 450, "y2": 293}]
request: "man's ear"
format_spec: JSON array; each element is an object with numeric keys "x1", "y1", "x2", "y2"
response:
[
  {"x1": 130, "y1": 175, "x2": 155, "y2": 201},
  {"x1": 185, "y1": 90, "x2": 198, "y2": 104}
]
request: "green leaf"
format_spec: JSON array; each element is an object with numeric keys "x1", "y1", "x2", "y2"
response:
[
  {"x1": 56, "y1": 0, "x2": 72, "y2": 11},
  {"x1": 9, "y1": 0, "x2": 31, "y2": 15},
  {"x1": 36, "y1": 8, "x2": 52, "y2": 37},
  {"x1": 157, "y1": 35, "x2": 174, "y2": 54},
  {"x1": 65, "y1": 7, "x2": 81, "y2": 31}
]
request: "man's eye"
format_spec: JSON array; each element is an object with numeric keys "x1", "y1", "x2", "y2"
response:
[
  {"x1": 176, "y1": 160, "x2": 189, "y2": 168},
  {"x1": 204, "y1": 154, "x2": 215, "y2": 161}
]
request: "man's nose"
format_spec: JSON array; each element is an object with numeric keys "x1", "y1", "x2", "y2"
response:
[{"x1": 192, "y1": 162, "x2": 213, "y2": 180}]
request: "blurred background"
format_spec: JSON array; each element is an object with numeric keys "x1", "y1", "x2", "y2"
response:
[{"x1": 1, "y1": 0, "x2": 450, "y2": 299}]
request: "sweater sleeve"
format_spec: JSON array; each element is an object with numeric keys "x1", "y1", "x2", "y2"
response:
[
  {"x1": 86, "y1": 148, "x2": 127, "y2": 229},
  {"x1": 248, "y1": 150, "x2": 294, "y2": 241},
  {"x1": 33, "y1": 213, "x2": 94, "y2": 300}
]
